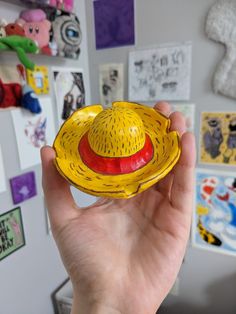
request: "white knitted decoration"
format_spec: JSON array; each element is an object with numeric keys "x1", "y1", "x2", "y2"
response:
[{"x1": 206, "y1": 0, "x2": 236, "y2": 99}]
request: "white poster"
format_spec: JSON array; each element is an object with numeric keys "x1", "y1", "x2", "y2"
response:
[
  {"x1": 0, "y1": 146, "x2": 6, "y2": 193},
  {"x1": 52, "y1": 67, "x2": 85, "y2": 127},
  {"x1": 99, "y1": 63, "x2": 124, "y2": 108},
  {"x1": 129, "y1": 42, "x2": 192, "y2": 102},
  {"x1": 11, "y1": 98, "x2": 56, "y2": 170},
  {"x1": 171, "y1": 103, "x2": 195, "y2": 132}
]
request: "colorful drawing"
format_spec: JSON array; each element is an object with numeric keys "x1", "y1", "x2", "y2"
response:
[
  {"x1": 99, "y1": 63, "x2": 124, "y2": 107},
  {"x1": 200, "y1": 112, "x2": 236, "y2": 165},
  {"x1": 10, "y1": 172, "x2": 37, "y2": 205},
  {"x1": 11, "y1": 98, "x2": 56, "y2": 169},
  {"x1": 0, "y1": 207, "x2": 25, "y2": 261},
  {"x1": 129, "y1": 42, "x2": 192, "y2": 102},
  {"x1": 193, "y1": 169, "x2": 236, "y2": 256},
  {"x1": 170, "y1": 103, "x2": 195, "y2": 132},
  {"x1": 0, "y1": 146, "x2": 6, "y2": 193},
  {"x1": 52, "y1": 67, "x2": 85, "y2": 127},
  {"x1": 93, "y1": 0, "x2": 135, "y2": 49}
]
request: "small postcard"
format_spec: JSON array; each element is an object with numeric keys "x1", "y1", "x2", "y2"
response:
[{"x1": 0, "y1": 207, "x2": 25, "y2": 261}]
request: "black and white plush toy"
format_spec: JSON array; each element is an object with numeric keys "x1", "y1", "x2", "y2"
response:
[
  {"x1": 52, "y1": 13, "x2": 82, "y2": 59},
  {"x1": 206, "y1": 0, "x2": 236, "y2": 99}
]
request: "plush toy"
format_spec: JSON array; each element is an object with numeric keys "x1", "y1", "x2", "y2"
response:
[
  {"x1": 0, "y1": 35, "x2": 38, "y2": 70},
  {"x1": 17, "y1": 64, "x2": 42, "y2": 114},
  {"x1": 0, "y1": 19, "x2": 7, "y2": 38},
  {"x1": 0, "y1": 80, "x2": 22, "y2": 109},
  {"x1": 52, "y1": 13, "x2": 81, "y2": 58},
  {"x1": 5, "y1": 23, "x2": 25, "y2": 36},
  {"x1": 50, "y1": 0, "x2": 74, "y2": 12},
  {"x1": 16, "y1": 9, "x2": 51, "y2": 49}
]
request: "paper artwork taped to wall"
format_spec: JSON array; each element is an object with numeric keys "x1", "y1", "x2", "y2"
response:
[
  {"x1": 200, "y1": 112, "x2": 236, "y2": 165},
  {"x1": 0, "y1": 146, "x2": 6, "y2": 193},
  {"x1": 52, "y1": 67, "x2": 85, "y2": 127},
  {"x1": 129, "y1": 43, "x2": 192, "y2": 102},
  {"x1": 11, "y1": 98, "x2": 56, "y2": 169},
  {"x1": 193, "y1": 169, "x2": 236, "y2": 256},
  {"x1": 170, "y1": 103, "x2": 195, "y2": 132},
  {"x1": 93, "y1": 0, "x2": 135, "y2": 49},
  {"x1": 10, "y1": 172, "x2": 37, "y2": 205},
  {"x1": 99, "y1": 63, "x2": 124, "y2": 108},
  {"x1": 0, "y1": 207, "x2": 25, "y2": 261}
]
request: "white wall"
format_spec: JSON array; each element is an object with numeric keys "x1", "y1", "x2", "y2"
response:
[
  {"x1": 84, "y1": 1, "x2": 236, "y2": 313},
  {"x1": 0, "y1": 1, "x2": 95, "y2": 314}
]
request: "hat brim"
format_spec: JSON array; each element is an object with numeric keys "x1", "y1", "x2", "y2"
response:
[{"x1": 53, "y1": 102, "x2": 181, "y2": 198}]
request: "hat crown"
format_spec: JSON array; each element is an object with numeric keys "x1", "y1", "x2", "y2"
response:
[{"x1": 88, "y1": 107, "x2": 146, "y2": 157}]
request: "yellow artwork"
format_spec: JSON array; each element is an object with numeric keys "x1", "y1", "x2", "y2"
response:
[
  {"x1": 53, "y1": 101, "x2": 181, "y2": 199},
  {"x1": 26, "y1": 66, "x2": 49, "y2": 95},
  {"x1": 200, "y1": 112, "x2": 236, "y2": 165}
]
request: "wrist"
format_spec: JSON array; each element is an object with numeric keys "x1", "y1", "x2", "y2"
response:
[{"x1": 71, "y1": 293, "x2": 122, "y2": 314}]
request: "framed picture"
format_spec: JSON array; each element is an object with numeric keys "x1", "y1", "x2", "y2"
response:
[
  {"x1": 0, "y1": 207, "x2": 25, "y2": 261},
  {"x1": 192, "y1": 168, "x2": 236, "y2": 256}
]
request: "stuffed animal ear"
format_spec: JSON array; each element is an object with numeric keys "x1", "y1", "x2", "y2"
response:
[
  {"x1": 15, "y1": 18, "x2": 26, "y2": 27},
  {"x1": 43, "y1": 20, "x2": 51, "y2": 31}
]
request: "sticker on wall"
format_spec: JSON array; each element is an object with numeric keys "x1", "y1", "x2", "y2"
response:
[
  {"x1": 52, "y1": 67, "x2": 86, "y2": 127},
  {"x1": 129, "y1": 42, "x2": 192, "y2": 102},
  {"x1": 170, "y1": 103, "x2": 195, "y2": 132},
  {"x1": 192, "y1": 168, "x2": 236, "y2": 256},
  {"x1": 200, "y1": 112, "x2": 236, "y2": 165},
  {"x1": 10, "y1": 171, "x2": 37, "y2": 205},
  {"x1": 0, "y1": 207, "x2": 25, "y2": 261},
  {"x1": 26, "y1": 66, "x2": 50, "y2": 95},
  {"x1": 11, "y1": 98, "x2": 56, "y2": 169},
  {"x1": 0, "y1": 145, "x2": 6, "y2": 193},
  {"x1": 93, "y1": 0, "x2": 135, "y2": 49},
  {"x1": 99, "y1": 63, "x2": 124, "y2": 108}
]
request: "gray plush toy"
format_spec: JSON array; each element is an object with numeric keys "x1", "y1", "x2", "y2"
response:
[
  {"x1": 206, "y1": 0, "x2": 236, "y2": 99},
  {"x1": 52, "y1": 14, "x2": 82, "y2": 59}
]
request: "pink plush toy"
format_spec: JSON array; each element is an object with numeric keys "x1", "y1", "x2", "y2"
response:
[
  {"x1": 50, "y1": 0, "x2": 74, "y2": 13},
  {"x1": 16, "y1": 9, "x2": 51, "y2": 49}
]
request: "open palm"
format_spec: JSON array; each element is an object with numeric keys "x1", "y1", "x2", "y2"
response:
[{"x1": 41, "y1": 102, "x2": 195, "y2": 314}]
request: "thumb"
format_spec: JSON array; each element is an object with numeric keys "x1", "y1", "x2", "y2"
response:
[{"x1": 41, "y1": 146, "x2": 79, "y2": 232}]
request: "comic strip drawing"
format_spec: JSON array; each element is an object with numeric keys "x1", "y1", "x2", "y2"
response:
[
  {"x1": 129, "y1": 43, "x2": 192, "y2": 101},
  {"x1": 52, "y1": 68, "x2": 85, "y2": 127},
  {"x1": 193, "y1": 169, "x2": 236, "y2": 256},
  {"x1": 200, "y1": 112, "x2": 236, "y2": 165},
  {"x1": 99, "y1": 63, "x2": 124, "y2": 107}
]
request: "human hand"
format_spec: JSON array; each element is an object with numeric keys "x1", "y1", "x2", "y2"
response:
[{"x1": 41, "y1": 102, "x2": 196, "y2": 314}]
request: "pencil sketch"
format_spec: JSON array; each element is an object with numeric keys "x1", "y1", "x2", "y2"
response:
[{"x1": 129, "y1": 43, "x2": 192, "y2": 101}]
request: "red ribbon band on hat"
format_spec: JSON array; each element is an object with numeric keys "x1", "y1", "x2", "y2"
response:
[{"x1": 79, "y1": 132, "x2": 154, "y2": 175}]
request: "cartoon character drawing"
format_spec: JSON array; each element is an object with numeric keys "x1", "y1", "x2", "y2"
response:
[
  {"x1": 8, "y1": 213, "x2": 23, "y2": 246},
  {"x1": 203, "y1": 117, "x2": 223, "y2": 159},
  {"x1": 24, "y1": 117, "x2": 47, "y2": 148},
  {"x1": 196, "y1": 172, "x2": 236, "y2": 254}
]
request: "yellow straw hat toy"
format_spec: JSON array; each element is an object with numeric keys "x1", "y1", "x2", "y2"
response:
[{"x1": 53, "y1": 101, "x2": 181, "y2": 199}]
